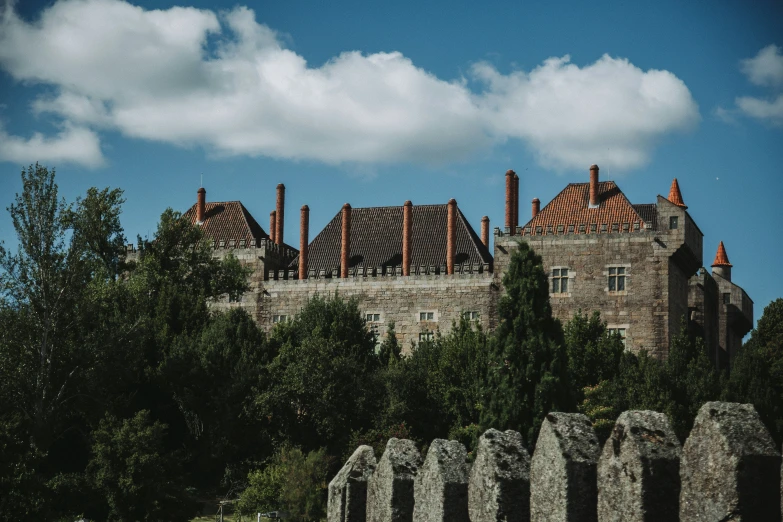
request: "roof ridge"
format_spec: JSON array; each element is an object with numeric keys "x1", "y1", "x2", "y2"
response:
[{"x1": 237, "y1": 201, "x2": 267, "y2": 239}]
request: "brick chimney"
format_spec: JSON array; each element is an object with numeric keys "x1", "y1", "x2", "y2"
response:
[
  {"x1": 505, "y1": 170, "x2": 514, "y2": 234},
  {"x1": 712, "y1": 241, "x2": 732, "y2": 282},
  {"x1": 341, "y1": 203, "x2": 351, "y2": 278},
  {"x1": 513, "y1": 173, "x2": 519, "y2": 233},
  {"x1": 275, "y1": 184, "x2": 285, "y2": 245},
  {"x1": 447, "y1": 199, "x2": 456, "y2": 275},
  {"x1": 269, "y1": 210, "x2": 276, "y2": 243},
  {"x1": 196, "y1": 187, "x2": 206, "y2": 224},
  {"x1": 589, "y1": 165, "x2": 599, "y2": 208},
  {"x1": 532, "y1": 198, "x2": 540, "y2": 218},
  {"x1": 481, "y1": 216, "x2": 489, "y2": 248},
  {"x1": 403, "y1": 200, "x2": 412, "y2": 276},
  {"x1": 299, "y1": 205, "x2": 309, "y2": 280}
]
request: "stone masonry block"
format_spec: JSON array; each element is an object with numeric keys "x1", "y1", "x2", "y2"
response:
[
  {"x1": 531, "y1": 412, "x2": 601, "y2": 522},
  {"x1": 412, "y1": 439, "x2": 470, "y2": 522},
  {"x1": 680, "y1": 402, "x2": 781, "y2": 521},
  {"x1": 597, "y1": 411, "x2": 681, "y2": 522},
  {"x1": 468, "y1": 428, "x2": 531, "y2": 522},
  {"x1": 328, "y1": 445, "x2": 377, "y2": 522},
  {"x1": 367, "y1": 438, "x2": 422, "y2": 522}
]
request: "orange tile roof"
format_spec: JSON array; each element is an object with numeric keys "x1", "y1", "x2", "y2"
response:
[
  {"x1": 712, "y1": 241, "x2": 732, "y2": 267},
  {"x1": 667, "y1": 178, "x2": 687, "y2": 208},
  {"x1": 520, "y1": 181, "x2": 649, "y2": 235},
  {"x1": 182, "y1": 201, "x2": 270, "y2": 247}
]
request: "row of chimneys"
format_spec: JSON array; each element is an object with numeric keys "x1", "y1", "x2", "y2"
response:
[
  {"x1": 505, "y1": 165, "x2": 602, "y2": 234},
  {"x1": 197, "y1": 184, "x2": 490, "y2": 281}
]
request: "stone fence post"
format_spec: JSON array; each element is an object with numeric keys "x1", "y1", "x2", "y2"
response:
[
  {"x1": 412, "y1": 439, "x2": 470, "y2": 522},
  {"x1": 468, "y1": 428, "x2": 531, "y2": 522},
  {"x1": 597, "y1": 411, "x2": 681, "y2": 521},
  {"x1": 366, "y1": 438, "x2": 422, "y2": 522},
  {"x1": 680, "y1": 402, "x2": 781, "y2": 521},
  {"x1": 530, "y1": 412, "x2": 601, "y2": 522},
  {"x1": 328, "y1": 445, "x2": 377, "y2": 522}
]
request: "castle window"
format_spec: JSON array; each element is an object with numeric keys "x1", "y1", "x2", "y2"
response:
[
  {"x1": 463, "y1": 311, "x2": 480, "y2": 321},
  {"x1": 552, "y1": 268, "x2": 569, "y2": 294},
  {"x1": 601, "y1": 224, "x2": 608, "y2": 233},
  {"x1": 219, "y1": 240, "x2": 225, "y2": 248},
  {"x1": 670, "y1": 216, "x2": 679, "y2": 230},
  {"x1": 608, "y1": 328, "x2": 627, "y2": 347},
  {"x1": 419, "y1": 311, "x2": 435, "y2": 321},
  {"x1": 568, "y1": 225, "x2": 575, "y2": 234},
  {"x1": 723, "y1": 293, "x2": 731, "y2": 304},
  {"x1": 419, "y1": 331, "x2": 434, "y2": 342},
  {"x1": 590, "y1": 224, "x2": 597, "y2": 232},
  {"x1": 365, "y1": 313, "x2": 383, "y2": 344},
  {"x1": 557, "y1": 225, "x2": 564, "y2": 234},
  {"x1": 239, "y1": 239, "x2": 246, "y2": 248},
  {"x1": 608, "y1": 267, "x2": 626, "y2": 291},
  {"x1": 634, "y1": 222, "x2": 640, "y2": 231},
  {"x1": 579, "y1": 224, "x2": 586, "y2": 233},
  {"x1": 272, "y1": 314, "x2": 288, "y2": 323}
]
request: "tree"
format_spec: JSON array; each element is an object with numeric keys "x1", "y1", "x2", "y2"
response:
[
  {"x1": 564, "y1": 310, "x2": 624, "y2": 401},
  {"x1": 481, "y1": 241, "x2": 571, "y2": 445}
]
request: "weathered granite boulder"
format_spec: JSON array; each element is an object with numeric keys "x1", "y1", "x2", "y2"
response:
[
  {"x1": 468, "y1": 428, "x2": 531, "y2": 522},
  {"x1": 366, "y1": 438, "x2": 422, "y2": 522},
  {"x1": 530, "y1": 412, "x2": 600, "y2": 522},
  {"x1": 412, "y1": 439, "x2": 470, "y2": 522},
  {"x1": 328, "y1": 445, "x2": 377, "y2": 522},
  {"x1": 596, "y1": 411, "x2": 681, "y2": 522},
  {"x1": 680, "y1": 402, "x2": 781, "y2": 521}
]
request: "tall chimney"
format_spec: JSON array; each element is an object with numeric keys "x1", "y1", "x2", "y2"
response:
[
  {"x1": 447, "y1": 199, "x2": 457, "y2": 275},
  {"x1": 402, "y1": 201, "x2": 412, "y2": 276},
  {"x1": 299, "y1": 205, "x2": 309, "y2": 280},
  {"x1": 532, "y1": 198, "x2": 540, "y2": 218},
  {"x1": 341, "y1": 203, "x2": 351, "y2": 278},
  {"x1": 505, "y1": 170, "x2": 514, "y2": 234},
  {"x1": 481, "y1": 216, "x2": 489, "y2": 248},
  {"x1": 196, "y1": 187, "x2": 206, "y2": 224},
  {"x1": 275, "y1": 184, "x2": 285, "y2": 245},
  {"x1": 513, "y1": 173, "x2": 520, "y2": 233},
  {"x1": 589, "y1": 165, "x2": 599, "y2": 208},
  {"x1": 269, "y1": 211, "x2": 276, "y2": 243}
]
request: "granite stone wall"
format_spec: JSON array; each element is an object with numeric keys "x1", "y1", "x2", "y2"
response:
[{"x1": 329, "y1": 402, "x2": 782, "y2": 522}]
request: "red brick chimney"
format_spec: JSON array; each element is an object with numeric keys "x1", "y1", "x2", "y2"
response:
[
  {"x1": 403, "y1": 200, "x2": 412, "y2": 276},
  {"x1": 275, "y1": 184, "x2": 285, "y2": 245},
  {"x1": 196, "y1": 187, "x2": 206, "y2": 224},
  {"x1": 341, "y1": 203, "x2": 351, "y2": 278},
  {"x1": 447, "y1": 199, "x2": 456, "y2": 275},
  {"x1": 299, "y1": 205, "x2": 309, "y2": 280},
  {"x1": 269, "y1": 210, "x2": 276, "y2": 243},
  {"x1": 505, "y1": 170, "x2": 514, "y2": 234},
  {"x1": 532, "y1": 198, "x2": 540, "y2": 218},
  {"x1": 589, "y1": 165, "x2": 599, "y2": 208},
  {"x1": 513, "y1": 173, "x2": 519, "y2": 233},
  {"x1": 481, "y1": 216, "x2": 489, "y2": 248}
]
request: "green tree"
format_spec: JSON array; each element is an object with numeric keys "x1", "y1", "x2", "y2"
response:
[
  {"x1": 565, "y1": 311, "x2": 624, "y2": 395},
  {"x1": 481, "y1": 241, "x2": 571, "y2": 445}
]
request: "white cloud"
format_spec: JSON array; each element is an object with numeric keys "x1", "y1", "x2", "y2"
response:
[
  {"x1": 0, "y1": 0, "x2": 700, "y2": 171},
  {"x1": 0, "y1": 123, "x2": 104, "y2": 167},
  {"x1": 736, "y1": 94, "x2": 783, "y2": 126},
  {"x1": 740, "y1": 44, "x2": 783, "y2": 88}
]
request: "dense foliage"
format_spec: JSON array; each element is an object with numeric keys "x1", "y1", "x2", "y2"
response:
[{"x1": 0, "y1": 164, "x2": 780, "y2": 521}]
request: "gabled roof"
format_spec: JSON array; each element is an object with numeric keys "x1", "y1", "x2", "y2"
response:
[
  {"x1": 521, "y1": 181, "x2": 649, "y2": 234},
  {"x1": 183, "y1": 201, "x2": 269, "y2": 246},
  {"x1": 293, "y1": 204, "x2": 492, "y2": 272},
  {"x1": 712, "y1": 241, "x2": 732, "y2": 267}
]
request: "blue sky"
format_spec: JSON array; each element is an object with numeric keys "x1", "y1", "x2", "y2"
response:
[{"x1": 0, "y1": 0, "x2": 781, "y2": 325}]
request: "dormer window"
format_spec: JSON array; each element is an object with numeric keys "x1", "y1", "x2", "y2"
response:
[{"x1": 670, "y1": 216, "x2": 679, "y2": 230}]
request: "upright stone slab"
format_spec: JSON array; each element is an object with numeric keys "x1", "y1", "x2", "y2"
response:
[
  {"x1": 680, "y1": 402, "x2": 781, "y2": 521},
  {"x1": 468, "y1": 429, "x2": 531, "y2": 522},
  {"x1": 412, "y1": 439, "x2": 470, "y2": 522},
  {"x1": 596, "y1": 411, "x2": 680, "y2": 522},
  {"x1": 328, "y1": 445, "x2": 377, "y2": 522},
  {"x1": 366, "y1": 438, "x2": 422, "y2": 522},
  {"x1": 530, "y1": 412, "x2": 601, "y2": 522}
]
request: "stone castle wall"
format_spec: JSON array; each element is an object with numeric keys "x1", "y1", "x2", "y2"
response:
[{"x1": 329, "y1": 402, "x2": 782, "y2": 522}]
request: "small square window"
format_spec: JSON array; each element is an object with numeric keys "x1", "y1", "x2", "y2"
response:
[
  {"x1": 723, "y1": 293, "x2": 731, "y2": 304},
  {"x1": 272, "y1": 314, "x2": 287, "y2": 323},
  {"x1": 670, "y1": 216, "x2": 679, "y2": 230},
  {"x1": 419, "y1": 331, "x2": 434, "y2": 342},
  {"x1": 419, "y1": 311, "x2": 435, "y2": 321},
  {"x1": 366, "y1": 313, "x2": 381, "y2": 322},
  {"x1": 608, "y1": 328, "x2": 627, "y2": 347},
  {"x1": 463, "y1": 311, "x2": 480, "y2": 320}
]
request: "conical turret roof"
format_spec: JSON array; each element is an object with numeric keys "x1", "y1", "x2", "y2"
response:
[
  {"x1": 667, "y1": 178, "x2": 687, "y2": 208},
  {"x1": 712, "y1": 241, "x2": 732, "y2": 267}
]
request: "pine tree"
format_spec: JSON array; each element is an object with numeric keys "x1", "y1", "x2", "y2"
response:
[{"x1": 481, "y1": 241, "x2": 571, "y2": 445}]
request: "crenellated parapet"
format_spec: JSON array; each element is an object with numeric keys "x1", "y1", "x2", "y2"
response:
[{"x1": 328, "y1": 402, "x2": 782, "y2": 522}]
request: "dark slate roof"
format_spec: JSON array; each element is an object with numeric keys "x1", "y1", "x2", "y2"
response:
[
  {"x1": 632, "y1": 204, "x2": 658, "y2": 230},
  {"x1": 291, "y1": 204, "x2": 492, "y2": 272},
  {"x1": 521, "y1": 181, "x2": 650, "y2": 234},
  {"x1": 183, "y1": 201, "x2": 269, "y2": 246}
]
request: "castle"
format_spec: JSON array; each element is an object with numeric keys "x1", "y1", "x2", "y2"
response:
[{"x1": 129, "y1": 165, "x2": 753, "y2": 366}]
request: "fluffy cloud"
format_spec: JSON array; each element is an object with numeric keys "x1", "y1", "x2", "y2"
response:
[
  {"x1": 726, "y1": 44, "x2": 783, "y2": 126},
  {"x1": 0, "y1": 123, "x2": 104, "y2": 167},
  {"x1": 0, "y1": 0, "x2": 700, "y2": 170}
]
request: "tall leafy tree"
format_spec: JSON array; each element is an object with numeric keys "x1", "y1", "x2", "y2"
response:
[
  {"x1": 565, "y1": 310, "x2": 624, "y2": 399},
  {"x1": 481, "y1": 241, "x2": 571, "y2": 445}
]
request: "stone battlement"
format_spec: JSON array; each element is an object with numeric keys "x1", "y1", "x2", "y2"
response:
[{"x1": 328, "y1": 402, "x2": 782, "y2": 521}]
